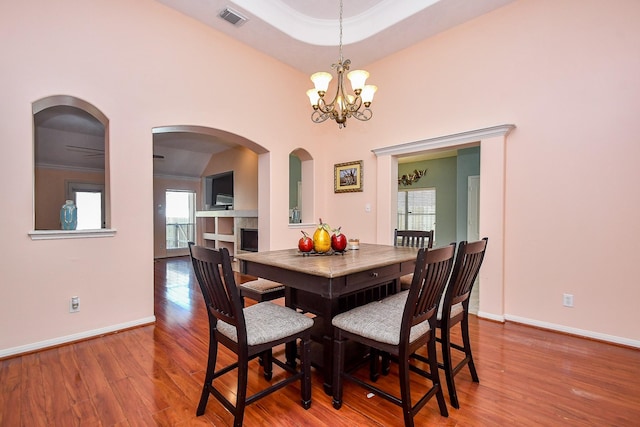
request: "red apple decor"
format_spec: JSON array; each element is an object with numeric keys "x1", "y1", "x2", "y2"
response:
[
  {"x1": 331, "y1": 227, "x2": 348, "y2": 252},
  {"x1": 298, "y1": 230, "x2": 313, "y2": 253}
]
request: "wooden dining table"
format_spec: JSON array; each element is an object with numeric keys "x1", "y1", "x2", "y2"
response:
[{"x1": 235, "y1": 243, "x2": 420, "y2": 394}]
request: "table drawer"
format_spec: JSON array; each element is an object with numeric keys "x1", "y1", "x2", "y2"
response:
[{"x1": 346, "y1": 264, "x2": 400, "y2": 288}]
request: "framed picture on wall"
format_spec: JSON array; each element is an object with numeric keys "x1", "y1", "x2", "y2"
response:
[{"x1": 334, "y1": 160, "x2": 363, "y2": 193}]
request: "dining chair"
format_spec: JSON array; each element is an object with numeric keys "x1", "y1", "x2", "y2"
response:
[
  {"x1": 378, "y1": 238, "x2": 488, "y2": 409},
  {"x1": 239, "y1": 277, "x2": 285, "y2": 304},
  {"x1": 367, "y1": 228, "x2": 434, "y2": 381},
  {"x1": 188, "y1": 243, "x2": 314, "y2": 427},
  {"x1": 394, "y1": 229, "x2": 434, "y2": 290},
  {"x1": 431, "y1": 238, "x2": 488, "y2": 409},
  {"x1": 332, "y1": 244, "x2": 456, "y2": 427},
  {"x1": 394, "y1": 228, "x2": 434, "y2": 249}
]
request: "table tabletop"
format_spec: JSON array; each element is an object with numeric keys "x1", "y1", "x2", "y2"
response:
[{"x1": 235, "y1": 243, "x2": 420, "y2": 278}]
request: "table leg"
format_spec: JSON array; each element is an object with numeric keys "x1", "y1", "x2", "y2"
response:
[{"x1": 322, "y1": 297, "x2": 340, "y2": 395}]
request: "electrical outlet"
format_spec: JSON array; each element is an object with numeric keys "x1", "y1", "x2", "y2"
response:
[
  {"x1": 70, "y1": 296, "x2": 80, "y2": 313},
  {"x1": 562, "y1": 293, "x2": 574, "y2": 308}
]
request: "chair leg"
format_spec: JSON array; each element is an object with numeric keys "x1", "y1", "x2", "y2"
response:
[
  {"x1": 234, "y1": 357, "x2": 249, "y2": 427},
  {"x1": 381, "y1": 351, "x2": 391, "y2": 375},
  {"x1": 262, "y1": 349, "x2": 273, "y2": 381},
  {"x1": 369, "y1": 349, "x2": 391, "y2": 382},
  {"x1": 285, "y1": 341, "x2": 297, "y2": 368},
  {"x1": 398, "y1": 351, "x2": 415, "y2": 427},
  {"x1": 428, "y1": 336, "x2": 449, "y2": 417},
  {"x1": 461, "y1": 316, "x2": 479, "y2": 383},
  {"x1": 332, "y1": 334, "x2": 345, "y2": 410},
  {"x1": 369, "y1": 348, "x2": 380, "y2": 382},
  {"x1": 440, "y1": 326, "x2": 459, "y2": 409},
  {"x1": 197, "y1": 332, "x2": 218, "y2": 416},
  {"x1": 300, "y1": 336, "x2": 312, "y2": 409}
]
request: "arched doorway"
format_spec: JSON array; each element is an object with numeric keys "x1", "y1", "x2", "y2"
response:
[{"x1": 151, "y1": 125, "x2": 270, "y2": 257}]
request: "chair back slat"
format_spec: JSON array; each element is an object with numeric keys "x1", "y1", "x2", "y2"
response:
[
  {"x1": 402, "y1": 244, "x2": 456, "y2": 335},
  {"x1": 394, "y1": 229, "x2": 434, "y2": 248},
  {"x1": 189, "y1": 243, "x2": 244, "y2": 331},
  {"x1": 447, "y1": 238, "x2": 488, "y2": 307}
]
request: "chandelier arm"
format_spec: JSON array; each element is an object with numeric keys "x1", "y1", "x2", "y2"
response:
[
  {"x1": 311, "y1": 110, "x2": 331, "y2": 123},
  {"x1": 316, "y1": 97, "x2": 335, "y2": 114},
  {"x1": 345, "y1": 96, "x2": 363, "y2": 113},
  {"x1": 352, "y1": 108, "x2": 373, "y2": 122}
]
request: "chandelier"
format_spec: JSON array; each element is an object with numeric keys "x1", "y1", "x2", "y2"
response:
[{"x1": 306, "y1": 0, "x2": 377, "y2": 129}]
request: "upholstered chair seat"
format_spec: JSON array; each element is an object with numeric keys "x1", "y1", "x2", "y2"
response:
[
  {"x1": 217, "y1": 301, "x2": 313, "y2": 346},
  {"x1": 378, "y1": 290, "x2": 464, "y2": 320},
  {"x1": 239, "y1": 278, "x2": 285, "y2": 303},
  {"x1": 332, "y1": 300, "x2": 430, "y2": 346}
]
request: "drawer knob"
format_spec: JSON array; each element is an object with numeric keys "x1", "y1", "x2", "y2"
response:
[{"x1": 370, "y1": 272, "x2": 379, "y2": 278}]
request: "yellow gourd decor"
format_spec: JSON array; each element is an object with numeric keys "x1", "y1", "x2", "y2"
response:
[{"x1": 313, "y1": 218, "x2": 332, "y2": 253}]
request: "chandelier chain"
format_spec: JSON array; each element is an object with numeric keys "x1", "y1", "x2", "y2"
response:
[{"x1": 339, "y1": 0, "x2": 343, "y2": 63}]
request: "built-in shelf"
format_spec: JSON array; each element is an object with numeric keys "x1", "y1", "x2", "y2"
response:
[{"x1": 195, "y1": 210, "x2": 258, "y2": 270}]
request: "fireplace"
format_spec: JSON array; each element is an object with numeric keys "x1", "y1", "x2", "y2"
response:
[{"x1": 240, "y1": 228, "x2": 258, "y2": 252}]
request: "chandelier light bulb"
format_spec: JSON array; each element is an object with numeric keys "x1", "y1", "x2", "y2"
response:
[
  {"x1": 347, "y1": 69, "x2": 369, "y2": 93},
  {"x1": 307, "y1": 89, "x2": 321, "y2": 107},
  {"x1": 361, "y1": 85, "x2": 377, "y2": 106},
  {"x1": 310, "y1": 72, "x2": 332, "y2": 95}
]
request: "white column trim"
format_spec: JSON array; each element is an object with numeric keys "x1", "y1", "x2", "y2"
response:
[{"x1": 372, "y1": 124, "x2": 515, "y2": 321}]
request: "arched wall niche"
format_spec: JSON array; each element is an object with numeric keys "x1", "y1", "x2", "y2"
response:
[
  {"x1": 32, "y1": 95, "x2": 111, "y2": 235},
  {"x1": 289, "y1": 147, "x2": 314, "y2": 225},
  {"x1": 372, "y1": 124, "x2": 515, "y2": 322}
]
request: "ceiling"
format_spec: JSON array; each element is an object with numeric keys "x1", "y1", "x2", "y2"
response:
[
  {"x1": 157, "y1": 0, "x2": 515, "y2": 76},
  {"x1": 35, "y1": 0, "x2": 515, "y2": 177}
]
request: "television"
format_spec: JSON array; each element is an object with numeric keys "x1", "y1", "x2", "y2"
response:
[
  {"x1": 203, "y1": 171, "x2": 234, "y2": 210},
  {"x1": 240, "y1": 228, "x2": 258, "y2": 252}
]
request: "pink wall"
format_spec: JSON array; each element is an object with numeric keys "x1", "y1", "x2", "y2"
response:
[
  {"x1": 1, "y1": 0, "x2": 639, "y2": 356},
  {"x1": 346, "y1": 0, "x2": 640, "y2": 345},
  {"x1": 0, "y1": 0, "x2": 313, "y2": 356}
]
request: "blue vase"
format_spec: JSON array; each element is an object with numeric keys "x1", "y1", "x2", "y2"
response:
[{"x1": 60, "y1": 200, "x2": 77, "y2": 230}]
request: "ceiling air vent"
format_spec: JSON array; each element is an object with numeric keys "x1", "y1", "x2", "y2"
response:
[{"x1": 219, "y1": 7, "x2": 247, "y2": 26}]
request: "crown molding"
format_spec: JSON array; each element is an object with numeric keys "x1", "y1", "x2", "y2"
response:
[{"x1": 372, "y1": 124, "x2": 515, "y2": 157}]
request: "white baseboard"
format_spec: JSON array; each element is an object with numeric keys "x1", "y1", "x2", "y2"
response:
[
  {"x1": 477, "y1": 311, "x2": 505, "y2": 322},
  {"x1": 0, "y1": 316, "x2": 156, "y2": 359},
  {"x1": 504, "y1": 314, "x2": 640, "y2": 349}
]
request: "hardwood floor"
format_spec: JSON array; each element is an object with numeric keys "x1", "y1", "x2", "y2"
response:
[{"x1": 2, "y1": 256, "x2": 639, "y2": 426}]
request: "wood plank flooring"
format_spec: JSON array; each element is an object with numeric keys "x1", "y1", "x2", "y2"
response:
[{"x1": 1, "y1": 256, "x2": 639, "y2": 426}]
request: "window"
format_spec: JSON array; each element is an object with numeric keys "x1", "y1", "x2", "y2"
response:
[
  {"x1": 66, "y1": 181, "x2": 105, "y2": 229},
  {"x1": 398, "y1": 188, "x2": 436, "y2": 235},
  {"x1": 75, "y1": 192, "x2": 102, "y2": 230},
  {"x1": 165, "y1": 190, "x2": 196, "y2": 249}
]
